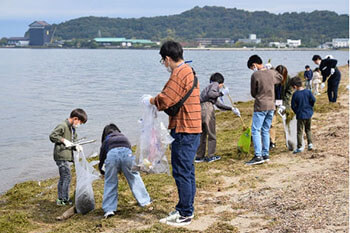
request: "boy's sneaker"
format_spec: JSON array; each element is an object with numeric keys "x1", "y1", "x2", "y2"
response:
[
  {"x1": 262, "y1": 156, "x2": 270, "y2": 162},
  {"x1": 166, "y1": 215, "x2": 192, "y2": 226},
  {"x1": 194, "y1": 157, "x2": 205, "y2": 163},
  {"x1": 56, "y1": 199, "x2": 65, "y2": 206},
  {"x1": 104, "y1": 211, "x2": 115, "y2": 219},
  {"x1": 245, "y1": 156, "x2": 264, "y2": 165},
  {"x1": 308, "y1": 144, "x2": 313, "y2": 151},
  {"x1": 205, "y1": 155, "x2": 221, "y2": 163},
  {"x1": 293, "y1": 148, "x2": 303, "y2": 154},
  {"x1": 62, "y1": 199, "x2": 73, "y2": 205},
  {"x1": 269, "y1": 142, "x2": 276, "y2": 150}
]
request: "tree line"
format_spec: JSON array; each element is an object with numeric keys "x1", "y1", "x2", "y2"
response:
[{"x1": 52, "y1": 6, "x2": 349, "y2": 47}]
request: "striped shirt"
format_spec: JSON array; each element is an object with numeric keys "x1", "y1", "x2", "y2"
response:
[{"x1": 154, "y1": 63, "x2": 202, "y2": 134}]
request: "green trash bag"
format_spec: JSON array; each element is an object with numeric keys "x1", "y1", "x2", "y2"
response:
[{"x1": 237, "y1": 127, "x2": 251, "y2": 153}]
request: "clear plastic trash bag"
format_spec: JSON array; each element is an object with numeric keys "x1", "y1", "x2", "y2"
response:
[
  {"x1": 74, "y1": 151, "x2": 99, "y2": 214},
  {"x1": 134, "y1": 100, "x2": 173, "y2": 174},
  {"x1": 281, "y1": 114, "x2": 304, "y2": 151}
]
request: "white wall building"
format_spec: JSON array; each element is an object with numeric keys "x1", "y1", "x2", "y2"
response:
[
  {"x1": 249, "y1": 34, "x2": 257, "y2": 40},
  {"x1": 332, "y1": 38, "x2": 349, "y2": 48},
  {"x1": 287, "y1": 39, "x2": 301, "y2": 47},
  {"x1": 269, "y1": 42, "x2": 286, "y2": 48},
  {"x1": 238, "y1": 34, "x2": 261, "y2": 44},
  {"x1": 7, "y1": 37, "x2": 29, "y2": 47}
]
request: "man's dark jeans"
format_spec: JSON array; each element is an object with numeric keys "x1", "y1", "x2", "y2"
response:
[
  {"x1": 327, "y1": 78, "x2": 340, "y2": 103},
  {"x1": 170, "y1": 129, "x2": 200, "y2": 217}
]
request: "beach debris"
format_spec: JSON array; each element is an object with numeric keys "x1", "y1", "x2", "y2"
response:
[
  {"x1": 134, "y1": 101, "x2": 173, "y2": 174},
  {"x1": 56, "y1": 206, "x2": 76, "y2": 221},
  {"x1": 74, "y1": 151, "x2": 99, "y2": 214}
]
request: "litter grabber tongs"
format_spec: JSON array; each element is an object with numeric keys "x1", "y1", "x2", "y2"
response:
[
  {"x1": 67, "y1": 138, "x2": 97, "y2": 149},
  {"x1": 223, "y1": 86, "x2": 246, "y2": 129}
]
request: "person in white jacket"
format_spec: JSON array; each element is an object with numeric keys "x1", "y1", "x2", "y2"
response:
[{"x1": 312, "y1": 68, "x2": 322, "y2": 95}]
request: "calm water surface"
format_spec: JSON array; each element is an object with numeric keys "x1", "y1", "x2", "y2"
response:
[{"x1": 0, "y1": 48, "x2": 348, "y2": 193}]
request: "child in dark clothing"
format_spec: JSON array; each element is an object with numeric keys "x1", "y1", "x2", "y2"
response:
[
  {"x1": 49, "y1": 108, "x2": 88, "y2": 206},
  {"x1": 304, "y1": 65, "x2": 313, "y2": 90},
  {"x1": 290, "y1": 77, "x2": 316, "y2": 154},
  {"x1": 195, "y1": 72, "x2": 240, "y2": 163},
  {"x1": 99, "y1": 123, "x2": 151, "y2": 218}
]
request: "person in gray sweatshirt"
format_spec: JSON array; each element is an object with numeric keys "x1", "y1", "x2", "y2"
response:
[
  {"x1": 195, "y1": 72, "x2": 240, "y2": 163},
  {"x1": 246, "y1": 55, "x2": 282, "y2": 165}
]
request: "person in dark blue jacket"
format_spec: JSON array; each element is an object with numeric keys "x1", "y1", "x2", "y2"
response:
[
  {"x1": 304, "y1": 65, "x2": 313, "y2": 90},
  {"x1": 98, "y1": 123, "x2": 151, "y2": 218},
  {"x1": 290, "y1": 77, "x2": 316, "y2": 154},
  {"x1": 312, "y1": 55, "x2": 341, "y2": 103}
]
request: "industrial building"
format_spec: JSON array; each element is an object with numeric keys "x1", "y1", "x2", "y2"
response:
[{"x1": 28, "y1": 21, "x2": 52, "y2": 46}]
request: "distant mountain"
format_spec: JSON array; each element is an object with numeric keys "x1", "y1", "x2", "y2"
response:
[{"x1": 53, "y1": 6, "x2": 349, "y2": 47}]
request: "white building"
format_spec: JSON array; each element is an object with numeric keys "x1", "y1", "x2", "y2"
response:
[
  {"x1": 332, "y1": 38, "x2": 349, "y2": 48},
  {"x1": 287, "y1": 39, "x2": 301, "y2": 48},
  {"x1": 249, "y1": 34, "x2": 257, "y2": 40},
  {"x1": 238, "y1": 34, "x2": 261, "y2": 44},
  {"x1": 7, "y1": 37, "x2": 29, "y2": 47},
  {"x1": 269, "y1": 42, "x2": 286, "y2": 48}
]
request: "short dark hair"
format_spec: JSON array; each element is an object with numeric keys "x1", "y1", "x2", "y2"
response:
[
  {"x1": 159, "y1": 40, "x2": 183, "y2": 62},
  {"x1": 101, "y1": 123, "x2": 121, "y2": 143},
  {"x1": 290, "y1": 76, "x2": 302, "y2": 87},
  {"x1": 312, "y1": 55, "x2": 322, "y2": 61},
  {"x1": 314, "y1": 67, "x2": 320, "y2": 72},
  {"x1": 70, "y1": 108, "x2": 87, "y2": 123},
  {"x1": 305, "y1": 65, "x2": 310, "y2": 69},
  {"x1": 210, "y1": 72, "x2": 224, "y2": 84},
  {"x1": 247, "y1": 55, "x2": 262, "y2": 68}
]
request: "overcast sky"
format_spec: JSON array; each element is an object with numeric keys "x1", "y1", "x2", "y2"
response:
[{"x1": 0, "y1": 0, "x2": 349, "y2": 37}]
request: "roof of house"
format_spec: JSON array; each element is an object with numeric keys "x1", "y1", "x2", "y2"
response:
[{"x1": 29, "y1": 21, "x2": 50, "y2": 27}]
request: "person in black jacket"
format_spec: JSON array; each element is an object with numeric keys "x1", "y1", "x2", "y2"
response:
[
  {"x1": 99, "y1": 123, "x2": 151, "y2": 218},
  {"x1": 312, "y1": 55, "x2": 341, "y2": 103}
]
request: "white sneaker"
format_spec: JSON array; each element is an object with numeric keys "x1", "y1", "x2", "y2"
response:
[
  {"x1": 160, "y1": 210, "x2": 194, "y2": 224},
  {"x1": 159, "y1": 210, "x2": 180, "y2": 223},
  {"x1": 308, "y1": 143, "x2": 313, "y2": 151},
  {"x1": 104, "y1": 211, "x2": 115, "y2": 219},
  {"x1": 166, "y1": 215, "x2": 192, "y2": 226}
]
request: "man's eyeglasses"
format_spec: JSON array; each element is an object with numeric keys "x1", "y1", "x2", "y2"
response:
[{"x1": 159, "y1": 58, "x2": 165, "y2": 65}]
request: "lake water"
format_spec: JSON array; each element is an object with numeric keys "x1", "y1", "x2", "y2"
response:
[{"x1": 0, "y1": 48, "x2": 348, "y2": 193}]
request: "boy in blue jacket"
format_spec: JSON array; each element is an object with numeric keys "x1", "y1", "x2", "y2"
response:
[
  {"x1": 304, "y1": 65, "x2": 313, "y2": 90},
  {"x1": 290, "y1": 77, "x2": 316, "y2": 154}
]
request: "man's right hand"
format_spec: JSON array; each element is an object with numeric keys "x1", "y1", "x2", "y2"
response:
[{"x1": 141, "y1": 95, "x2": 152, "y2": 106}]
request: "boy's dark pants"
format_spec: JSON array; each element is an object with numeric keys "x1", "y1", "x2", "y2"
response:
[
  {"x1": 196, "y1": 102, "x2": 216, "y2": 158},
  {"x1": 170, "y1": 129, "x2": 200, "y2": 217},
  {"x1": 56, "y1": 160, "x2": 71, "y2": 200},
  {"x1": 297, "y1": 119, "x2": 312, "y2": 148}
]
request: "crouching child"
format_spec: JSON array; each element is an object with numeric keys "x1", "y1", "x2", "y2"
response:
[{"x1": 99, "y1": 123, "x2": 152, "y2": 218}]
